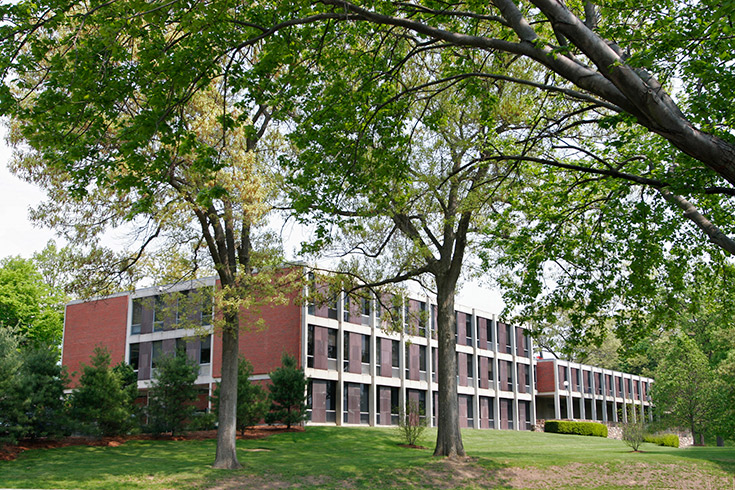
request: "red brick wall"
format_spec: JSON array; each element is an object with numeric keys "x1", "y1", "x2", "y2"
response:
[
  {"x1": 63, "y1": 295, "x2": 129, "y2": 387},
  {"x1": 212, "y1": 290, "x2": 303, "y2": 378},
  {"x1": 535, "y1": 360, "x2": 556, "y2": 393}
]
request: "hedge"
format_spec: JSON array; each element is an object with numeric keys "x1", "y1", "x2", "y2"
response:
[
  {"x1": 544, "y1": 420, "x2": 608, "y2": 438},
  {"x1": 644, "y1": 434, "x2": 679, "y2": 448}
]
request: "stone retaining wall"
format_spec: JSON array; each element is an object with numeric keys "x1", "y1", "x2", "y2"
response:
[{"x1": 535, "y1": 419, "x2": 693, "y2": 448}]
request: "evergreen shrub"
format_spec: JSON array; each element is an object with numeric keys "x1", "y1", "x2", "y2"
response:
[
  {"x1": 644, "y1": 433, "x2": 679, "y2": 447},
  {"x1": 544, "y1": 420, "x2": 608, "y2": 437}
]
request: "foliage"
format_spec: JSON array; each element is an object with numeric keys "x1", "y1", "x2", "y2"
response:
[
  {"x1": 70, "y1": 347, "x2": 139, "y2": 437},
  {"x1": 651, "y1": 334, "x2": 718, "y2": 443},
  {"x1": 146, "y1": 351, "x2": 200, "y2": 437},
  {"x1": 0, "y1": 328, "x2": 22, "y2": 440},
  {"x1": 544, "y1": 420, "x2": 608, "y2": 438},
  {"x1": 266, "y1": 354, "x2": 307, "y2": 429},
  {"x1": 0, "y1": 255, "x2": 66, "y2": 349},
  {"x1": 212, "y1": 357, "x2": 269, "y2": 435},
  {"x1": 397, "y1": 400, "x2": 427, "y2": 447},
  {"x1": 0, "y1": 337, "x2": 68, "y2": 443},
  {"x1": 644, "y1": 434, "x2": 680, "y2": 448},
  {"x1": 187, "y1": 411, "x2": 218, "y2": 432},
  {"x1": 622, "y1": 418, "x2": 646, "y2": 452}
]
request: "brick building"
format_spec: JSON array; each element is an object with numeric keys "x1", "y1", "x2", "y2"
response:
[{"x1": 62, "y1": 276, "x2": 652, "y2": 429}]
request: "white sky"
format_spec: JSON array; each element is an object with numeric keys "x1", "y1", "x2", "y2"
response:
[
  {"x1": 0, "y1": 126, "x2": 60, "y2": 259},
  {"x1": 0, "y1": 126, "x2": 505, "y2": 312}
]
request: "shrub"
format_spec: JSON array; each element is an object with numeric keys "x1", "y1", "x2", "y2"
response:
[
  {"x1": 187, "y1": 411, "x2": 218, "y2": 431},
  {"x1": 544, "y1": 420, "x2": 608, "y2": 438},
  {"x1": 622, "y1": 419, "x2": 646, "y2": 451},
  {"x1": 212, "y1": 357, "x2": 269, "y2": 435},
  {"x1": 71, "y1": 347, "x2": 138, "y2": 437},
  {"x1": 644, "y1": 433, "x2": 680, "y2": 448},
  {"x1": 266, "y1": 354, "x2": 307, "y2": 429},
  {"x1": 146, "y1": 351, "x2": 200, "y2": 436},
  {"x1": 397, "y1": 400, "x2": 427, "y2": 446}
]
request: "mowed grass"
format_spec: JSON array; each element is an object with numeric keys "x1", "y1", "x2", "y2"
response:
[{"x1": 1, "y1": 427, "x2": 734, "y2": 489}]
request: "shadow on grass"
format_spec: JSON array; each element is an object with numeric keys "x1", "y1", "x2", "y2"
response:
[{"x1": 673, "y1": 445, "x2": 735, "y2": 475}]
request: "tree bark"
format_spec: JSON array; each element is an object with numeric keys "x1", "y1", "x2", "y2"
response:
[
  {"x1": 433, "y1": 273, "x2": 465, "y2": 458},
  {"x1": 212, "y1": 309, "x2": 242, "y2": 469}
]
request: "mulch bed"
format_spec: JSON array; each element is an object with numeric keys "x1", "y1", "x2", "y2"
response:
[{"x1": 0, "y1": 425, "x2": 302, "y2": 462}]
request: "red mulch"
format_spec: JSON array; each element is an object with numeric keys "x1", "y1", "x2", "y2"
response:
[
  {"x1": 398, "y1": 443, "x2": 429, "y2": 450},
  {"x1": 0, "y1": 425, "x2": 303, "y2": 462}
]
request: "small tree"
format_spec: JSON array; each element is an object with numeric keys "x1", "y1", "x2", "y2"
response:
[
  {"x1": 0, "y1": 335, "x2": 68, "y2": 442},
  {"x1": 14, "y1": 343, "x2": 69, "y2": 441},
  {"x1": 398, "y1": 400, "x2": 427, "y2": 447},
  {"x1": 622, "y1": 416, "x2": 646, "y2": 452},
  {"x1": 71, "y1": 347, "x2": 138, "y2": 436},
  {"x1": 0, "y1": 328, "x2": 22, "y2": 443},
  {"x1": 147, "y1": 350, "x2": 200, "y2": 436},
  {"x1": 266, "y1": 354, "x2": 307, "y2": 429},
  {"x1": 213, "y1": 357, "x2": 269, "y2": 435}
]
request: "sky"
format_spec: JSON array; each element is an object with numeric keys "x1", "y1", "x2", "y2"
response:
[
  {"x1": 0, "y1": 126, "x2": 505, "y2": 312},
  {"x1": 0, "y1": 127, "x2": 58, "y2": 259}
]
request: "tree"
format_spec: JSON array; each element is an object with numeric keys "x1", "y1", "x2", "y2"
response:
[
  {"x1": 71, "y1": 347, "x2": 138, "y2": 437},
  {"x1": 266, "y1": 354, "x2": 307, "y2": 429},
  {"x1": 147, "y1": 350, "x2": 200, "y2": 437},
  {"x1": 0, "y1": 256, "x2": 65, "y2": 348},
  {"x1": 213, "y1": 357, "x2": 269, "y2": 435},
  {"x1": 652, "y1": 335, "x2": 717, "y2": 445},
  {"x1": 3, "y1": 22, "x2": 294, "y2": 466},
  {"x1": 0, "y1": 340, "x2": 69, "y2": 443},
  {"x1": 280, "y1": 39, "x2": 546, "y2": 454},
  {"x1": 6, "y1": 0, "x2": 735, "y2": 461},
  {"x1": 0, "y1": 328, "x2": 23, "y2": 443}
]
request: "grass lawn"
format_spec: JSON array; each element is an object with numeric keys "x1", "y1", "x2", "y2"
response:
[{"x1": 1, "y1": 427, "x2": 734, "y2": 489}]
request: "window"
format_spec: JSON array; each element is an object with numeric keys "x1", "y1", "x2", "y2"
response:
[
  {"x1": 419, "y1": 346, "x2": 427, "y2": 374},
  {"x1": 153, "y1": 295, "x2": 164, "y2": 331},
  {"x1": 361, "y1": 334, "x2": 370, "y2": 364},
  {"x1": 405, "y1": 347, "x2": 410, "y2": 377},
  {"x1": 176, "y1": 337, "x2": 186, "y2": 354},
  {"x1": 131, "y1": 299, "x2": 143, "y2": 335},
  {"x1": 328, "y1": 296, "x2": 338, "y2": 320},
  {"x1": 467, "y1": 396, "x2": 474, "y2": 426},
  {"x1": 343, "y1": 332, "x2": 350, "y2": 371},
  {"x1": 486, "y1": 319, "x2": 493, "y2": 350},
  {"x1": 392, "y1": 340, "x2": 399, "y2": 368},
  {"x1": 391, "y1": 387, "x2": 399, "y2": 424},
  {"x1": 326, "y1": 380, "x2": 337, "y2": 422},
  {"x1": 505, "y1": 324, "x2": 512, "y2": 354},
  {"x1": 467, "y1": 355, "x2": 474, "y2": 381},
  {"x1": 128, "y1": 343, "x2": 140, "y2": 371},
  {"x1": 327, "y1": 329, "x2": 337, "y2": 360},
  {"x1": 343, "y1": 295, "x2": 350, "y2": 322},
  {"x1": 151, "y1": 340, "x2": 163, "y2": 369},
  {"x1": 465, "y1": 314, "x2": 472, "y2": 344},
  {"x1": 418, "y1": 301, "x2": 427, "y2": 336},
  {"x1": 307, "y1": 325, "x2": 315, "y2": 368},
  {"x1": 175, "y1": 290, "x2": 189, "y2": 325},
  {"x1": 488, "y1": 359, "x2": 494, "y2": 382},
  {"x1": 200, "y1": 335, "x2": 211, "y2": 364},
  {"x1": 200, "y1": 291, "x2": 213, "y2": 326},
  {"x1": 362, "y1": 297, "x2": 370, "y2": 317},
  {"x1": 307, "y1": 272, "x2": 316, "y2": 316}
]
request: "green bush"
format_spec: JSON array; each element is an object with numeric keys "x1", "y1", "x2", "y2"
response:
[
  {"x1": 544, "y1": 420, "x2": 608, "y2": 438},
  {"x1": 644, "y1": 433, "x2": 680, "y2": 448}
]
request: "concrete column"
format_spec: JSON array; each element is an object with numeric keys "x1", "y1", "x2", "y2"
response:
[
  {"x1": 337, "y1": 292, "x2": 345, "y2": 426},
  {"x1": 369, "y1": 296, "x2": 377, "y2": 427},
  {"x1": 472, "y1": 310, "x2": 480, "y2": 429},
  {"x1": 553, "y1": 359, "x2": 560, "y2": 420}
]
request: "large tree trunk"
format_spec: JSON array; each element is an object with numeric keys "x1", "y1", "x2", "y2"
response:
[
  {"x1": 433, "y1": 274, "x2": 465, "y2": 458},
  {"x1": 212, "y1": 310, "x2": 242, "y2": 469}
]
